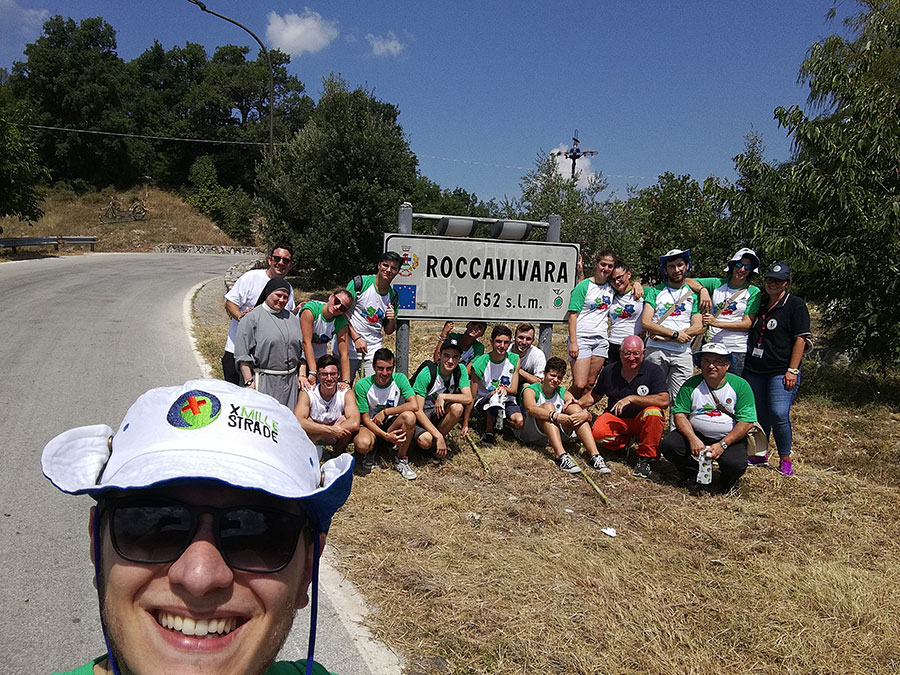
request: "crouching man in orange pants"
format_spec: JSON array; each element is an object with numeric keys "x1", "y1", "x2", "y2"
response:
[{"x1": 589, "y1": 335, "x2": 668, "y2": 479}]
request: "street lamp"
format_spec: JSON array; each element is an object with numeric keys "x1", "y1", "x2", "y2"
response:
[{"x1": 186, "y1": 0, "x2": 275, "y2": 156}]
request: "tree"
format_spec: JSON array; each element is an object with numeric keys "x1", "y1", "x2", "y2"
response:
[
  {"x1": 408, "y1": 175, "x2": 496, "y2": 223},
  {"x1": 256, "y1": 75, "x2": 418, "y2": 282},
  {"x1": 0, "y1": 116, "x2": 50, "y2": 221},
  {"x1": 718, "y1": 1, "x2": 900, "y2": 361},
  {"x1": 9, "y1": 15, "x2": 141, "y2": 188}
]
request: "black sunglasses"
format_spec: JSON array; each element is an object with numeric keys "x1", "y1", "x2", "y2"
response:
[
  {"x1": 103, "y1": 498, "x2": 308, "y2": 573},
  {"x1": 270, "y1": 255, "x2": 293, "y2": 264}
]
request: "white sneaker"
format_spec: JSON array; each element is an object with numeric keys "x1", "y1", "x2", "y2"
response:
[
  {"x1": 590, "y1": 454, "x2": 612, "y2": 474},
  {"x1": 557, "y1": 453, "x2": 582, "y2": 474},
  {"x1": 395, "y1": 457, "x2": 418, "y2": 480}
]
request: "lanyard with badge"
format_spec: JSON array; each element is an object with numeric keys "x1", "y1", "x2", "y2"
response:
[{"x1": 751, "y1": 293, "x2": 789, "y2": 359}]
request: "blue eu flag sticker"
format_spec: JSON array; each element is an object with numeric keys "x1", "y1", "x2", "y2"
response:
[{"x1": 396, "y1": 284, "x2": 416, "y2": 310}]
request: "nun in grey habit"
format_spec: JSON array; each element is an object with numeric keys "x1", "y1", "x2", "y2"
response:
[{"x1": 233, "y1": 277, "x2": 303, "y2": 409}]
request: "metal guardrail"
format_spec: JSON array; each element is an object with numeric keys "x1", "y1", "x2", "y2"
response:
[{"x1": 0, "y1": 236, "x2": 97, "y2": 252}]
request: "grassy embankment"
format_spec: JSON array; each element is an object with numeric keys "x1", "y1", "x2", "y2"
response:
[
  {"x1": 193, "y1": 285, "x2": 900, "y2": 675},
  {"x1": 0, "y1": 188, "x2": 238, "y2": 262}
]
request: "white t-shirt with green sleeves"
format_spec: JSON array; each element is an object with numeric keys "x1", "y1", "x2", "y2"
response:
[
  {"x1": 300, "y1": 300, "x2": 349, "y2": 359},
  {"x1": 412, "y1": 363, "x2": 471, "y2": 402},
  {"x1": 673, "y1": 373, "x2": 756, "y2": 440},
  {"x1": 518, "y1": 382, "x2": 567, "y2": 412},
  {"x1": 470, "y1": 352, "x2": 520, "y2": 400},
  {"x1": 517, "y1": 382, "x2": 567, "y2": 443},
  {"x1": 345, "y1": 275, "x2": 399, "y2": 358},
  {"x1": 608, "y1": 289, "x2": 642, "y2": 345},
  {"x1": 695, "y1": 277, "x2": 762, "y2": 353},
  {"x1": 568, "y1": 279, "x2": 614, "y2": 338},
  {"x1": 354, "y1": 373, "x2": 414, "y2": 415},
  {"x1": 643, "y1": 283, "x2": 700, "y2": 354}
]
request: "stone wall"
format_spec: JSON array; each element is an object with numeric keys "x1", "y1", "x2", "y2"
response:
[{"x1": 153, "y1": 243, "x2": 263, "y2": 255}]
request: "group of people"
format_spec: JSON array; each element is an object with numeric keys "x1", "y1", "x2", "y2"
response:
[
  {"x1": 220, "y1": 242, "x2": 810, "y2": 488},
  {"x1": 37, "y1": 241, "x2": 811, "y2": 675}
]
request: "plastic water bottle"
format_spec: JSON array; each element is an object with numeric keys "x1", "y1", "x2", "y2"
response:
[{"x1": 697, "y1": 447, "x2": 713, "y2": 485}]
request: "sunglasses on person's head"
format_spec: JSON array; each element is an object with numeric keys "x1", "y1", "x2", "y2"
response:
[
  {"x1": 270, "y1": 255, "x2": 292, "y2": 264},
  {"x1": 103, "y1": 498, "x2": 308, "y2": 573}
]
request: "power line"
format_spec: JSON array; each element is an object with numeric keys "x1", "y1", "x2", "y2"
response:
[
  {"x1": 2, "y1": 120, "x2": 268, "y2": 147},
  {"x1": 3, "y1": 119, "x2": 656, "y2": 180}
]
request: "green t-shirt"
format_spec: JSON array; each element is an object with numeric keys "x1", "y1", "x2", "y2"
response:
[
  {"x1": 673, "y1": 373, "x2": 756, "y2": 441},
  {"x1": 53, "y1": 657, "x2": 335, "y2": 675},
  {"x1": 354, "y1": 373, "x2": 415, "y2": 414},
  {"x1": 643, "y1": 283, "x2": 700, "y2": 354},
  {"x1": 447, "y1": 332, "x2": 485, "y2": 365},
  {"x1": 412, "y1": 361, "x2": 471, "y2": 401},
  {"x1": 301, "y1": 300, "x2": 349, "y2": 358},
  {"x1": 470, "y1": 351, "x2": 520, "y2": 399},
  {"x1": 694, "y1": 277, "x2": 762, "y2": 353}
]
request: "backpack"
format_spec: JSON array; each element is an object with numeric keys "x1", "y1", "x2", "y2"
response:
[
  {"x1": 411, "y1": 360, "x2": 462, "y2": 397},
  {"x1": 352, "y1": 274, "x2": 364, "y2": 295}
]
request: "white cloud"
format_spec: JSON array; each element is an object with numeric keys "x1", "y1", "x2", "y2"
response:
[
  {"x1": 0, "y1": 0, "x2": 50, "y2": 38},
  {"x1": 552, "y1": 143, "x2": 596, "y2": 190},
  {"x1": 266, "y1": 9, "x2": 338, "y2": 56},
  {"x1": 365, "y1": 31, "x2": 405, "y2": 57}
]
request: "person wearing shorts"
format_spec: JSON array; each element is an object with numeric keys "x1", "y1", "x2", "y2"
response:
[
  {"x1": 294, "y1": 354, "x2": 360, "y2": 462},
  {"x1": 463, "y1": 325, "x2": 524, "y2": 445},
  {"x1": 352, "y1": 347, "x2": 418, "y2": 479},
  {"x1": 517, "y1": 356, "x2": 612, "y2": 474},
  {"x1": 641, "y1": 248, "x2": 704, "y2": 429},
  {"x1": 607, "y1": 260, "x2": 643, "y2": 364},
  {"x1": 342, "y1": 252, "x2": 402, "y2": 380},
  {"x1": 412, "y1": 337, "x2": 473, "y2": 458}
]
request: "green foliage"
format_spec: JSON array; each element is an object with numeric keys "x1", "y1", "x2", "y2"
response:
[
  {"x1": 256, "y1": 75, "x2": 418, "y2": 282},
  {"x1": 184, "y1": 155, "x2": 255, "y2": 244},
  {"x1": 9, "y1": 15, "x2": 142, "y2": 187},
  {"x1": 716, "y1": 1, "x2": 900, "y2": 362},
  {"x1": 409, "y1": 175, "x2": 496, "y2": 218},
  {"x1": 0, "y1": 115, "x2": 50, "y2": 221}
]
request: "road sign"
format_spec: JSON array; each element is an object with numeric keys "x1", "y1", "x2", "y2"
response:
[{"x1": 384, "y1": 234, "x2": 579, "y2": 323}]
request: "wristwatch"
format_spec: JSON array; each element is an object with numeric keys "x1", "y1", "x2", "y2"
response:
[
  {"x1": 787, "y1": 368, "x2": 800, "y2": 375},
  {"x1": 719, "y1": 441, "x2": 729, "y2": 451},
  {"x1": 672, "y1": 331, "x2": 680, "y2": 339},
  {"x1": 242, "y1": 380, "x2": 254, "y2": 387},
  {"x1": 308, "y1": 371, "x2": 318, "y2": 377}
]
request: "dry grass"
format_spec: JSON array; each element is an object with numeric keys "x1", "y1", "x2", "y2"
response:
[
  {"x1": 194, "y1": 292, "x2": 900, "y2": 675},
  {"x1": 0, "y1": 188, "x2": 237, "y2": 259}
]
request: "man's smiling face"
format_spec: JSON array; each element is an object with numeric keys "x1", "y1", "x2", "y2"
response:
[{"x1": 95, "y1": 484, "x2": 313, "y2": 675}]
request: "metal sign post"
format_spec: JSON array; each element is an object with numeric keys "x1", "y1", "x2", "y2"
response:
[{"x1": 395, "y1": 204, "x2": 413, "y2": 375}]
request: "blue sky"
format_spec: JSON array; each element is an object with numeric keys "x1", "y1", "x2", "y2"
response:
[{"x1": 1, "y1": 0, "x2": 853, "y2": 203}]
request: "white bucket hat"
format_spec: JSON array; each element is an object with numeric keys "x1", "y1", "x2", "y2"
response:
[
  {"x1": 692, "y1": 342, "x2": 733, "y2": 367},
  {"x1": 724, "y1": 247, "x2": 760, "y2": 274},
  {"x1": 42, "y1": 379, "x2": 353, "y2": 532}
]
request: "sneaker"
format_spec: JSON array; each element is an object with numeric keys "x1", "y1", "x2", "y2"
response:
[
  {"x1": 747, "y1": 454, "x2": 769, "y2": 467},
  {"x1": 395, "y1": 457, "x2": 418, "y2": 480},
  {"x1": 590, "y1": 454, "x2": 612, "y2": 474},
  {"x1": 779, "y1": 457, "x2": 794, "y2": 476},
  {"x1": 633, "y1": 458, "x2": 652, "y2": 479},
  {"x1": 360, "y1": 452, "x2": 376, "y2": 471},
  {"x1": 557, "y1": 453, "x2": 582, "y2": 474},
  {"x1": 480, "y1": 432, "x2": 496, "y2": 446}
]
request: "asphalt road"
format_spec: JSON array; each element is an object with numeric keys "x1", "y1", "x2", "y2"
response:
[{"x1": 0, "y1": 253, "x2": 399, "y2": 674}]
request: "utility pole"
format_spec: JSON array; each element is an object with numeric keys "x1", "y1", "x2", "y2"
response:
[{"x1": 552, "y1": 129, "x2": 597, "y2": 179}]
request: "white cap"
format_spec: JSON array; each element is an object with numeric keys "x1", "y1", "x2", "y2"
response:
[{"x1": 42, "y1": 380, "x2": 353, "y2": 532}]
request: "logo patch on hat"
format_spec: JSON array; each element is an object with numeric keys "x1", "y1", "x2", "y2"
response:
[
  {"x1": 168, "y1": 390, "x2": 221, "y2": 429},
  {"x1": 773, "y1": 265, "x2": 782, "y2": 272}
]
